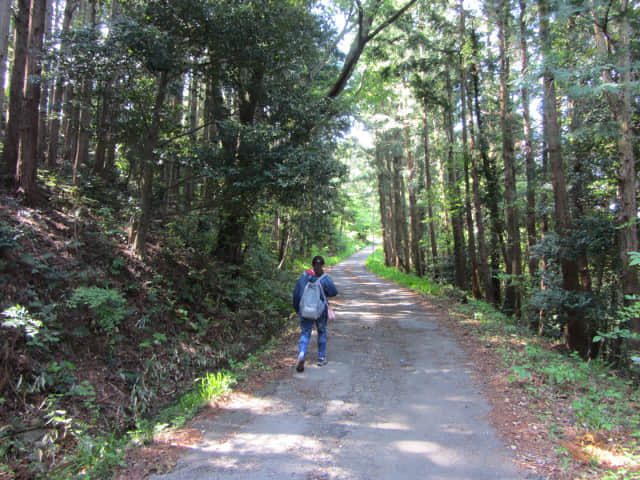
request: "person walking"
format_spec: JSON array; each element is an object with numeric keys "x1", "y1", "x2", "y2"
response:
[{"x1": 292, "y1": 255, "x2": 338, "y2": 372}]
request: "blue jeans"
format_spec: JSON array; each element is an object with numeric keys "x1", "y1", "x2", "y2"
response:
[{"x1": 298, "y1": 315, "x2": 327, "y2": 360}]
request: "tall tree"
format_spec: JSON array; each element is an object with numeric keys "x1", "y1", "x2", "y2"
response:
[
  {"x1": 469, "y1": 26, "x2": 501, "y2": 305},
  {"x1": 132, "y1": 71, "x2": 168, "y2": 253},
  {"x1": 497, "y1": 0, "x2": 522, "y2": 315},
  {"x1": 518, "y1": 0, "x2": 538, "y2": 278},
  {"x1": 421, "y1": 107, "x2": 438, "y2": 268},
  {"x1": 376, "y1": 138, "x2": 395, "y2": 266},
  {"x1": 537, "y1": 0, "x2": 590, "y2": 356},
  {"x1": 3, "y1": 0, "x2": 29, "y2": 183},
  {"x1": 458, "y1": 1, "x2": 481, "y2": 298},
  {"x1": 0, "y1": 0, "x2": 12, "y2": 128},
  {"x1": 327, "y1": 0, "x2": 420, "y2": 98},
  {"x1": 46, "y1": 0, "x2": 78, "y2": 167},
  {"x1": 16, "y1": 0, "x2": 47, "y2": 202},
  {"x1": 593, "y1": 0, "x2": 639, "y2": 338},
  {"x1": 71, "y1": 0, "x2": 96, "y2": 184},
  {"x1": 443, "y1": 64, "x2": 467, "y2": 289},
  {"x1": 406, "y1": 123, "x2": 425, "y2": 276}
]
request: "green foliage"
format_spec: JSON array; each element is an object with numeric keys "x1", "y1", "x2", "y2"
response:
[
  {"x1": 196, "y1": 371, "x2": 236, "y2": 404},
  {"x1": 134, "y1": 369, "x2": 237, "y2": 443},
  {"x1": 37, "y1": 361, "x2": 77, "y2": 394},
  {"x1": 593, "y1": 282, "x2": 640, "y2": 368},
  {"x1": 68, "y1": 287, "x2": 130, "y2": 337},
  {"x1": 0, "y1": 220, "x2": 20, "y2": 252},
  {"x1": 1, "y1": 305, "x2": 60, "y2": 349},
  {"x1": 44, "y1": 431, "x2": 127, "y2": 480},
  {"x1": 365, "y1": 249, "x2": 442, "y2": 295}
]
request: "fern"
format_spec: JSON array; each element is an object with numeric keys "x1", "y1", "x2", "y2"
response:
[{"x1": 68, "y1": 287, "x2": 129, "y2": 336}]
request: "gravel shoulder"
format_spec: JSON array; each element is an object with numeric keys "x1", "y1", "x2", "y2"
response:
[{"x1": 142, "y1": 249, "x2": 536, "y2": 480}]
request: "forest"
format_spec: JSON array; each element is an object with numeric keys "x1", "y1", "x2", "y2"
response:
[{"x1": 0, "y1": 0, "x2": 638, "y2": 478}]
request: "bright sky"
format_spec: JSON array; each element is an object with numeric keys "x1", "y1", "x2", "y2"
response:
[{"x1": 348, "y1": 120, "x2": 375, "y2": 149}]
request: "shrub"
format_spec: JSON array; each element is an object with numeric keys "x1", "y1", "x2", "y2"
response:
[{"x1": 68, "y1": 287, "x2": 129, "y2": 337}]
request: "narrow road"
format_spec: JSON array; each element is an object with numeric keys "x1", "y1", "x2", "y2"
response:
[{"x1": 150, "y1": 249, "x2": 529, "y2": 480}]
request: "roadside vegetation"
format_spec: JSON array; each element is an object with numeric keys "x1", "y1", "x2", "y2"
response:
[
  {"x1": 0, "y1": 175, "x2": 366, "y2": 479},
  {"x1": 367, "y1": 250, "x2": 640, "y2": 479}
]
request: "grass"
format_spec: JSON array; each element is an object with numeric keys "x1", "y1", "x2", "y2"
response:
[{"x1": 366, "y1": 250, "x2": 442, "y2": 295}]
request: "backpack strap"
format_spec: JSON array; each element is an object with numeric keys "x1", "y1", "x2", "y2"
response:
[{"x1": 316, "y1": 274, "x2": 328, "y2": 302}]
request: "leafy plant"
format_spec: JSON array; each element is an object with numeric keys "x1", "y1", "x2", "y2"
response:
[
  {"x1": 0, "y1": 221, "x2": 20, "y2": 251},
  {"x1": 110, "y1": 257, "x2": 126, "y2": 275},
  {"x1": 139, "y1": 332, "x2": 168, "y2": 348},
  {"x1": 197, "y1": 371, "x2": 236, "y2": 403},
  {"x1": 1, "y1": 305, "x2": 60, "y2": 349},
  {"x1": 594, "y1": 295, "x2": 640, "y2": 367},
  {"x1": 37, "y1": 361, "x2": 77, "y2": 394},
  {"x1": 68, "y1": 287, "x2": 130, "y2": 337}
]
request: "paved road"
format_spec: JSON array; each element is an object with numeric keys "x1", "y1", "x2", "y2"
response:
[{"x1": 150, "y1": 249, "x2": 528, "y2": 480}]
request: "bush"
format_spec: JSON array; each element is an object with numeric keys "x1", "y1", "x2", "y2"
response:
[{"x1": 68, "y1": 287, "x2": 129, "y2": 337}]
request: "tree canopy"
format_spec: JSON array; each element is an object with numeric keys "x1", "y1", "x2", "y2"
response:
[{"x1": 1, "y1": 0, "x2": 639, "y2": 392}]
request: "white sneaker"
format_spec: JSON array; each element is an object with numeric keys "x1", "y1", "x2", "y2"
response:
[{"x1": 295, "y1": 355, "x2": 305, "y2": 372}]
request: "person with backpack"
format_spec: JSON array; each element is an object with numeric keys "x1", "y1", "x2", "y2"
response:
[{"x1": 292, "y1": 255, "x2": 338, "y2": 372}]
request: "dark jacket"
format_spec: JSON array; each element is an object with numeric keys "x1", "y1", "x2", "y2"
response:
[{"x1": 293, "y1": 269, "x2": 338, "y2": 315}]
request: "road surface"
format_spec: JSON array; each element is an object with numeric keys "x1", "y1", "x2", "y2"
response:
[{"x1": 149, "y1": 249, "x2": 530, "y2": 480}]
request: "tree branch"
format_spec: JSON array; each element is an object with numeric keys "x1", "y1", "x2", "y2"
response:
[{"x1": 327, "y1": 0, "x2": 419, "y2": 98}]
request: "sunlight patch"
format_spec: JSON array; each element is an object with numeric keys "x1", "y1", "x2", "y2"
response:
[
  {"x1": 393, "y1": 441, "x2": 456, "y2": 466},
  {"x1": 370, "y1": 421, "x2": 411, "y2": 431},
  {"x1": 583, "y1": 443, "x2": 639, "y2": 468}
]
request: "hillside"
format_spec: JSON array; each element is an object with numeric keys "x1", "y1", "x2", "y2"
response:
[{"x1": 0, "y1": 183, "x2": 295, "y2": 479}]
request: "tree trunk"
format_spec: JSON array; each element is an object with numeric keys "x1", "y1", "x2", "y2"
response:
[
  {"x1": 595, "y1": 0, "x2": 639, "y2": 338},
  {"x1": 133, "y1": 71, "x2": 169, "y2": 254},
  {"x1": 0, "y1": 0, "x2": 13, "y2": 131},
  {"x1": 444, "y1": 68, "x2": 466, "y2": 290},
  {"x1": 458, "y1": 3, "x2": 481, "y2": 298},
  {"x1": 390, "y1": 138, "x2": 409, "y2": 272},
  {"x1": 466, "y1": 88, "x2": 490, "y2": 301},
  {"x1": 470, "y1": 27, "x2": 501, "y2": 306},
  {"x1": 567, "y1": 99, "x2": 593, "y2": 294},
  {"x1": 498, "y1": 0, "x2": 522, "y2": 316},
  {"x1": 615, "y1": 2, "x2": 639, "y2": 338},
  {"x1": 376, "y1": 140, "x2": 394, "y2": 267},
  {"x1": 16, "y1": 0, "x2": 46, "y2": 203},
  {"x1": 3, "y1": 0, "x2": 29, "y2": 183},
  {"x1": 185, "y1": 73, "x2": 198, "y2": 208},
  {"x1": 406, "y1": 125, "x2": 425, "y2": 277},
  {"x1": 422, "y1": 108, "x2": 438, "y2": 273},
  {"x1": 71, "y1": 1, "x2": 95, "y2": 184},
  {"x1": 93, "y1": 88, "x2": 110, "y2": 177},
  {"x1": 94, "y1": 0, "x2": 119, "y2": 178},
  {"x1": 72, "y1": 81, "x2": 91, "y2": 184},
  {"x1": 212, "y1": 68, "x2": 264, "y2": 265},
  {"x1": 518, "y1": 0, "x2": 538, "y2": 279},
  {"x1": 213, "y1": 199, "x2": 250, "y2": 265},
  {"x1": 36, "y1": 0, "x2": 53, "y2": 167},
  {"x1": 538, "y1": 0, "x2": 589, "y2": 357},
  {"x1": 46, "y1": 0, "x2": 77, "y2": 167}
]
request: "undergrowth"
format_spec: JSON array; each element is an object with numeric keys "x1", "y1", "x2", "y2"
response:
[{"x1": 0, "y1": 178, "x2": 365, "y2": 480}]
